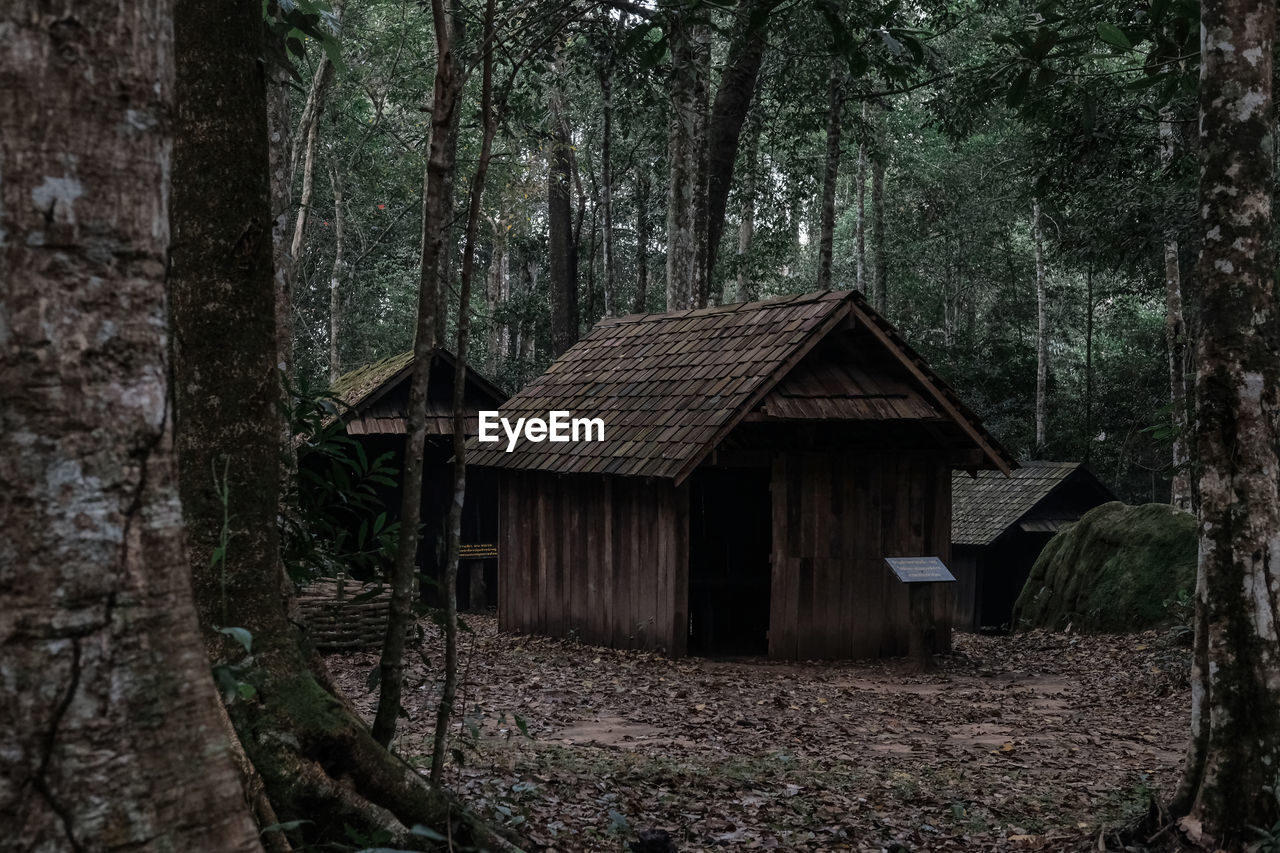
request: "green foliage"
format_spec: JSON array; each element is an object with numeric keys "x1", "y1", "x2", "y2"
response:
[{"x1": 282, "y1": 374, "x2": 401, "y2": 583}]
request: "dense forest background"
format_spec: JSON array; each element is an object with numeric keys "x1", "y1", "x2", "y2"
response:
[{"x1": 285, "y1": 0, "x2": 1200, "y2": 503}]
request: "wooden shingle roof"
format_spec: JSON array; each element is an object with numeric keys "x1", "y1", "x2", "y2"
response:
[
  {"x1": 952, "y1": 461, "x2": 1103, "y2": 546},
  {"x1": 469, "y1": 290, "x2": 1014, "y2": 482},
  {"x1": 329, "y1": 347, "x2": 507, "y2": 437}
]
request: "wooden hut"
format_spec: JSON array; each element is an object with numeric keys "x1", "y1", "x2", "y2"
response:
[
  {"x1": 323, "y1": 347, "x2": 508, "y2": 609},
  {"x1": 470, "y1": 291, "x2": 1016, "y2": 659},
  {"x1": 950, "y1": 461, "x2": 1115, "y2": 631}
]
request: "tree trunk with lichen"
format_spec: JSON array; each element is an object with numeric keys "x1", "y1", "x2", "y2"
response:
[
  {"x1": 1171, "y1": 0, "x2": 1280, "y2": 846},
  {"x1": 0, "y1": 3, "x2": 262, "y2": 849},
  {"x1": 169, "y1": 2, "x2": 516, "y2": 849},
  {"x1": 663, "y1": 4, "x2": 710, "y2": 311}
]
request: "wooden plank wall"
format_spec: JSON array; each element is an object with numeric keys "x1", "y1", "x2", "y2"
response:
[
  {"x1": 497, "y1": 471, "x2": 688, "y2": 656},
  {"x1": 769, "y1": 450, "x2": 953, "y2": 660}
]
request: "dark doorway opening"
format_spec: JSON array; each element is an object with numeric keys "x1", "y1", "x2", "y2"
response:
[{"x1": 688, "y1": 467, "x2": 772, "y2": 656}]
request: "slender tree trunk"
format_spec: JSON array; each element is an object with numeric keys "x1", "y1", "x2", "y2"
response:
[
  {"x1": 634, "y1": 171, "x2": 651, "y2": 312},
  {"x1": 486, "y1": 215, "x2": 508, "y2": 374},
  {"x1": 268, "y1": 59, "x2": 295, "y2": 383},
  {"x1": 548, "y1": 64, "x2": 579, "y2": 355},
  {"x1": 1084, "y1": 263, "x2": 1095, "y2": 465},
  {"x1": 736, "y1": 116, "x2": 759, "y2": 302},
  {"x1": 855, "y1": 138, "x2": 867, "y2": 290},
  {"x1": 1032, "y1": 198, "x2": 1048, "y2": 454},
  {"x1": 373, "y1": 0, "x2": 462, "y2": 748},
  {"x1": 289, "y1": 6, "x2": 344, "y2": 280},
  {"x1": 1160, "y1": 110, "x2": 1192, "y2": 510},
  {"x1": 598, "y1": 59, "x2": 617, "y2": 316},
  {"x1": 430, "y1": 0, "x2": 498, "y2": 786},
  {"x1": 871, "y1": 156, "x2": 887, "y2": 313},
  {"x1": 817, "y1": 62, "x2": 843, "y2": 290},
  {"x1": 1164, "y1": 241, "x2": 1192, "y2": 509},
  {"x1": 328, "y1": 157, "x2": 346, "y2": 385},
  {"x1": 1172, "y1": 0, "x2": 1280, "y2": 845},
  {"x1": 0, "y1": 3, "x2": 261, "y2": 848}
]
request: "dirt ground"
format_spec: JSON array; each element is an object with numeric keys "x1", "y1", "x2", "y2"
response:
[{"x1": 325, "y1": 615, "x2": 1191, "y2": 852}]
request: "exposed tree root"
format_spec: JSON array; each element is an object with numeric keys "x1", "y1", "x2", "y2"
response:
[{"x1": 229, "y1": 654, "x2": 523, "y2": 852}]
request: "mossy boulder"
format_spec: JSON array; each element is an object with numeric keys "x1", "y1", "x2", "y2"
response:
[{"x1": 1012, "y1": 501, "x2": 1196, "y2": 633}]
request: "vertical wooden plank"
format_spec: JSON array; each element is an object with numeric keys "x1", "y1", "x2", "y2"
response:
[
  {"x1": 671, "y1": 481, "x2": 690, "y2": 657},
  {"x1": 769, "y1": 455, "x2": 796, "y2": 659},
  {"x1": 536, "y1": 475, "x2": 550, "y2": 635},
  {"x1": 600, "y1": 476, "x2": 613, "y2": 647},
  {"x1": 569, "y1": 479, "x2": 587, "y2": 640}
]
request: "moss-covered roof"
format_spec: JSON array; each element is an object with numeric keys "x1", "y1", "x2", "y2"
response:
[{"x1": 331, "y1": 350, "x2": 414, "y2": 409}]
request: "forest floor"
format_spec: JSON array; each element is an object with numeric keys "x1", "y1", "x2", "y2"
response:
[{"x1": 325, "y1": 615, "x2": 1191, "y2": 853}]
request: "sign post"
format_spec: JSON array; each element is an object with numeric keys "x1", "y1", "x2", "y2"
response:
[{"x1": 885, "y1": 557, "x2": 955, "y2": 671}]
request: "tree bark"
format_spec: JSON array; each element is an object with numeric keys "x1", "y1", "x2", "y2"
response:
[
  {"x1": 0, "y1": 3, "x2": 261, "y2": 848},
  {"x1": 704, "y1": 0, "x2": 777, "y2": 289},
  {"x1": 486, "y1": 215, "x2": 510, "y2": 374},
  {"x1": 1032, "y1": 198, "x2": 1048, "y2": 454},
  {"x1": 634, "y1": 170, "x2": 651, "y2": 313},
  {"x1": 870, "y1": 156, "x2": 887, "y2": 313},
  {"x1": 736, "y1": 115, "x2": 759, "y2": 302},
  {"x1": 855, "y1": 135, "x2": 867, "y2": 290},
  {"x1": 548, "y1": 64, "x2": 579, "y2": 355},
  {"x1": 817, "y1": 61, "x2": 843, "y2": 291},
  {"x1": 268, "y1": 57, "x2": 295, "y2": 384},
  {"x1": 1172, "y1": 0, "x2": 1280, "y2": 845},
  {"x1": 169, "y1": 3, "x2": 515, "y2": 848},
  {"x1": 328, "y1": 156, "x2": 346, "y2": 385},
  {"x1": 598, "y1": 55, "x2": 618, "y2": 317},
  {"x1": 289, "y1": 5, "x2": 344, "y2": 284},
  {"x1": 373, "y1": 0, "x2": 462, "y2": 748},
  {"x1": 663, "y1": 6, "x2": 710, "y2": 310},
  {"x1": 430, "y1": 0, "x2": 498, "y2": 786},
  {"x1": 1160, "y1": 110, "x2": 1192, "y2": 511}
]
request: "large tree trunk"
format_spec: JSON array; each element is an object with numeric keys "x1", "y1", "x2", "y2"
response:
[
  {"x1": 817, "y1": 62, "x2": 842, "y2": 290},
  {"x1": 169, "y1": 2, "x2": 513, "y2": 848},
  {"x1": 1172, "y1": 0, "x2": 1280, "y2": 846},
  {"x1": 870, "y1": 156, "x2": 887, "y2": 312},
  {"x1": 1032, "y1": 197, "x2": 1048, "y2": 454},
  {"x1": 373, "y1": 0, "x2": 462, "y2": 749},
  {"x1": 0, "y1": 3, "x2": 261, "y2": 848},
  {"x1": 663, "y1": 7, "x2": 710, "y2": 310},
  {"x1": 703, "y1": 0, "x2": 776, "y2": 289},
  {"x1": 548, "y1": 66, "x2": 579, "y2": 354}
]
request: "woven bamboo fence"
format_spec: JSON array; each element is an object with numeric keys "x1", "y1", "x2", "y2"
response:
[{"x1": 297, "y1": 576, "x2": 413, "y2": 651}]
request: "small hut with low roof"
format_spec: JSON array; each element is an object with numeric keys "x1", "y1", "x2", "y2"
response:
[{"x1": 950, "y1": 461, "x2": 1115, "y2": 631}]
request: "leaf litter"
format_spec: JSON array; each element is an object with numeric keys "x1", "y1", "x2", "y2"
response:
[{"x1": 325, "y1": 616, "x2": 1190, "y2": 852}]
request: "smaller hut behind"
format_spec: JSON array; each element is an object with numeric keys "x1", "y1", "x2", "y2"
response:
[
  {"x1": 950, "y1": 461, "x2": 1115, "y2": 631},
  {"x1": 320, "y1": 347, "x2": 508, "y2": 609}
]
